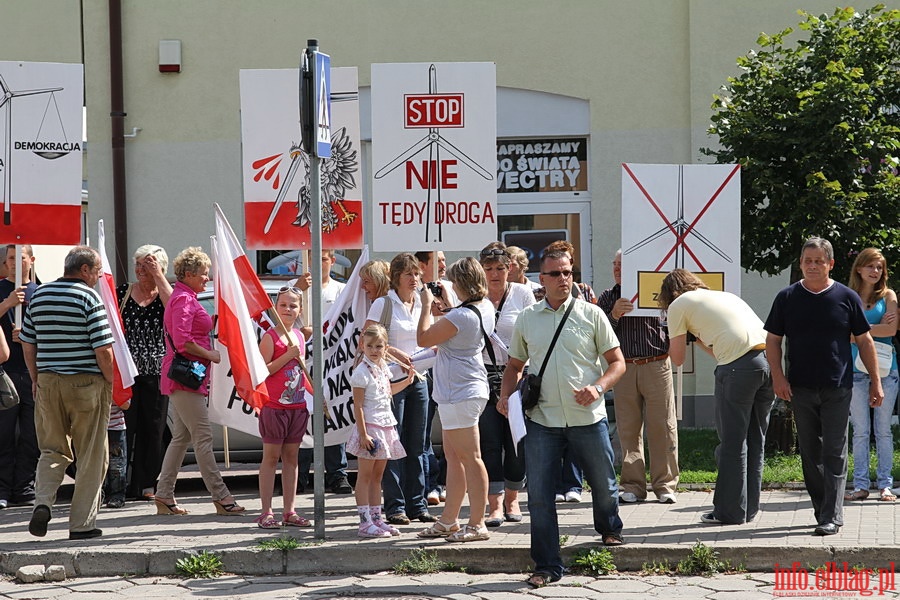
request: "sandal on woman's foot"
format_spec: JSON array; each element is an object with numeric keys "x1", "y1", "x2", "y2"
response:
[
  {"x1": 417, "y1": 520, "x2": 460, "y2": 538},
  {"x1": 446, "y1": 523, "x2": 490, "y2": 543},
  {"x1": 880, "y1": 488, "x2": 897, "y2": 502},
  {"x1": 526, "y1": 571, "x2": 560, "y2": 588},
  {"x1": 155, "y1": 498, "x2": 188, "y2": 515},
  {"x1": 213, "y1": 500, "x2": 246, "y2": 515},
  {"x1": 283, "y1": 511, "x2": 312, "y2": 527},
  {"x1": 255, "y1": 513, "x2": 280, "y2": 529},
  {"x1": 373, "y1": 519, "x2": 400, "y2": 536},
  {"x1": 844, "y1": 489, "x2": 870, "y2": 501}
]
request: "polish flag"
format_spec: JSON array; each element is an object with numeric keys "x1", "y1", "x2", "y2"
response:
[
  {"x1": 213, "y1": 204, "x2": 271, "y2": 411},
  {"x1": 97, "y1": 220, "x2": 139, "y2": 406}
]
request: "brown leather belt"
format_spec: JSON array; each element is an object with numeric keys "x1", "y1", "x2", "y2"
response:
[{"x1": 624, "y1": 353, "x2": 669, "y2": 365}]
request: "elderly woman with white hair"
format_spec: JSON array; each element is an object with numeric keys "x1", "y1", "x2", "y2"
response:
[{"x1": 116, "y1": 244, "x2": 173, "y2": 503}]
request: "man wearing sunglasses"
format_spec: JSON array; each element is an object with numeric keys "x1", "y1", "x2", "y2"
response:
[{"x1": 498, "y1": 249, "x2": 626, "y2": 588}]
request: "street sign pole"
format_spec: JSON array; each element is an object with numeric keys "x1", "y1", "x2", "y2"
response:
[{"x1": 301, "y1": 39, "x2": 331, "y2": 540}]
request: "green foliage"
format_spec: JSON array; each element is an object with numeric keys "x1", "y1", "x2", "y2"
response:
[
  {"x1": 703, "y1": 5, "x2": 900, "y2": 281},
  {"x1": 570, "y1": 547, "x2": 617, "y2": 576},
  {"x1": 676, "y1": 541, "x2": 727, "y2": 576},
  {"x1": 254, "y1": 536, "x2": 302, "y2": 550},
  {"x1": 393, "y1": 548, "x2": 462, "y2": 575},
  {"x1": 175, "y1": 550, "x2": 223, "y2": 579},
  {"x1": 641, "y1": 559, "x2": 674, "y2": 575},
  {"x1": 559, "y1": 534, "x2": 570, "y2": 546}
]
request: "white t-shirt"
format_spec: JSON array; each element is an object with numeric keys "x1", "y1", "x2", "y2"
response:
[
  {"x1": 432, "y1": 299, "x2": 494, "y2": 405},
  {"x1": 483, "y1": 282, "x2": 536, "y2": 365},
  {"x1": 348, "y1": 357, "x2": 397, "y2": 427},
  {"x1": 366, "y1": 290, "x2": 424, "y2": 355}
]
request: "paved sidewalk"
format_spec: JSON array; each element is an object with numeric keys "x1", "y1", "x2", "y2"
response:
[
  {"x1": 0, "y1": 571, "x2": 835, "y2": 600},
  {"x1": 1, "y1": 468, "x2": 899, "y2": 580}
]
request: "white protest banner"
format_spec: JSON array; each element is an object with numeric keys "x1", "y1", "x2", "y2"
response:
[
  {"x1": 240, "y1": 67, "x2": 362, "y2": 250},
  {"x1": 207, "y1": 246, "x2": 371, "y2": 447},
  {"x1": 371, "y1": 62, "x2": 496, "y2": 252},
  {"x1": 0, "y1": 61, "x2": 83, "y2": 244},
  {"x1": 621, "y1": 163, "x2": 741, "y2": 316}
]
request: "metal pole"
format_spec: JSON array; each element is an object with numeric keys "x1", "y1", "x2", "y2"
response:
[{"x1": 305, "y1": 40, "x2": 327, "y2": 540}]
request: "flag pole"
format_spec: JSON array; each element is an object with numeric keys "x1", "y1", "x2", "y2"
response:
[{"x1": 210, "y1": 235, "x2": 231, "y2": 469}]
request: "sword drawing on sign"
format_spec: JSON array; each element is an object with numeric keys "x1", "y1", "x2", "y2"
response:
[
  {"x1": 262, "y1": 91, "x2": 359, "y2": 236},
  {"x1": 374, "y1": 64, "x2": 492, "y2": 243},
  {"x1": 623, "y1": 165, "x2": 733, "y2": 270},
  {"x1": 0, "y1": 73, "x2": 63, "y2": 226}
]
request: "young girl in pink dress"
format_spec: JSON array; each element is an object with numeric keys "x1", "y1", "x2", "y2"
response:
[
  {"x1": 347, "y1": 324, "x2": 414, "y2": 538},
  {"x1": 256, "y1": 287, "x2": 312, "y2": 529}
]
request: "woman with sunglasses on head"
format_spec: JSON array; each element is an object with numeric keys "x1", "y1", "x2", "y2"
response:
[
  {"x1": 845, "y1": 248, "x2": 898, "y2": 502},
  {"x1": 115, "y1": 245, "x2": 172, "y2": 504},
  {"x1": 477, "y1": 242, "x2": 535, "y2": 526},
  {"x1": 417, "y1": 257, "x2": 494, "y2": 542},
  {"x1": 155, "y1": 247, "x2": 244, "y2": 517}
]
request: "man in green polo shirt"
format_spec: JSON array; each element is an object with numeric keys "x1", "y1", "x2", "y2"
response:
[{"x1": 499, "y1": 249, "x2": 626, "y2": 588}]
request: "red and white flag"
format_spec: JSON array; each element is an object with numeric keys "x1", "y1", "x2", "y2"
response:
[
  {"x1": 213, "y1": 204, "x2": 271, "y2": 411},
  {"x1": 97, "y1": 220, "x2": 139, "y2": 406}
]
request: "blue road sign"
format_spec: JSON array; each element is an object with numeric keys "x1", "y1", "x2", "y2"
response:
[{"x1": 313, "y1": 51, "x2": 332, "y2": 158}]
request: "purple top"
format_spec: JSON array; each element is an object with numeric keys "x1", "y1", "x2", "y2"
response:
[{"x1": 161, "y1": 281, "x2": 213, "y2": 395}]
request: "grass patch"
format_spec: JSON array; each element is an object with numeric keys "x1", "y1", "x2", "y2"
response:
[
  {"x1": 668, "y1": 427, "x2": 900, "y2": 485},
  {"x1": 559, "y1": 535, "x2": 570, "y2": 547},
  {"x1": 569, "y1": 547, "x2": 617, "y2": 576},
  {"x1": 393, "y1": 548, "x2": 463, "y2": 575},
  {"x1": 676, "y1": 541, "x2": 727, "y2": 576},
  {"x1": 641, "y1": 559, "x2": 673, "y2": 575},
  {"x1": 255, "y1": 536, "x2": 302, "y2": 550},
  {"x1": 176, "y1": 550, "x2": 223, "y2": 579}
]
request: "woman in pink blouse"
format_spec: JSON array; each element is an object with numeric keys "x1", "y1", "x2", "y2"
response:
[{"x1": 154, "y1": 247, "x2": 244, "y2": 516}]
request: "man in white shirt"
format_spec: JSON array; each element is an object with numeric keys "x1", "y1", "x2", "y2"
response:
[{"x1": 293, "y1": 249, "x2": 351, "y2": 494}]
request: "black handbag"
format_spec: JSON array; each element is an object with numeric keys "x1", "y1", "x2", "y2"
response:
[
  {"x1": 518, "y1": 300, "x2": 575, "y2": 411},
  {"x1": 165, "y1": 331, "x2": 207, "y2": 390},
  {"x1": 0, "y1": 368, "x2": 19, "y2": 410},
  {"x1": 463, "y1": 303, "x2": 500, "y2": 404}
]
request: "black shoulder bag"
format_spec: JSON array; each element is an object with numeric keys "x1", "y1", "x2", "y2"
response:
[
  {"x1": 463, "y1": 303, "x2": 500, "y2": 404},
  {"x1": 165, "y1": 331, "x2": 207, "y2": 390},
  {"x1": 517, "y1": 299, "x2": 575, "y2": 411}
]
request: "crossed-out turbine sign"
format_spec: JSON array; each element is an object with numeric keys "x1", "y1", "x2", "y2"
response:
[{"x1": 314, "y1": 52, "x2": 331, "y2": 159}]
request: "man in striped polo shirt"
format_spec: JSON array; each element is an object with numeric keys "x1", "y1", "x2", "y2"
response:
[
  {"x1": 597, "y1": 250, "x2": 679, "y2": 505},
  {"x1": 19, "y1": 246, "x2": 114, "y2": 540}
]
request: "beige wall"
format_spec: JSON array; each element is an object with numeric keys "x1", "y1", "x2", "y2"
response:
[{"x1": 4, "y1": 0, "x2": 895, "y2": 411}]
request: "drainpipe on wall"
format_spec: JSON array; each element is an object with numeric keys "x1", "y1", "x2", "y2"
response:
[{"x1": 109, "y1": 0, "x2": 128, "y2": 282}]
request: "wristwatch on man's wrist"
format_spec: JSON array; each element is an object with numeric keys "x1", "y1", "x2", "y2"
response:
[{"x1": 594, "y1": 383, "x2": 604, "y2": 396}]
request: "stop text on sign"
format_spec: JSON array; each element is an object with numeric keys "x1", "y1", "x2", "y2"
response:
[{"x1": 405, "y1": 94, "x2": 464, "y2": 128}]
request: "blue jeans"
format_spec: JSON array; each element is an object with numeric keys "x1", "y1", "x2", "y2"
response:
[
  {"x1": 298, "y1": 444, "x2": 348, "y2": 488},
  {"x1": 479, "y1": 400, "x2": 526, "y2": 494},
  {"x1": 104, "y1": 429, "x2": 127, "y2": 503},
  {"x1": 555, "y1": 448, "x2": 583, "y2": 496},
  {"x1": 850, "y1": 370, "x2": 899, "y2": 490},
  {"x1": 525, "y1": 419, "x2": 622, "y2": 579},
  {"x1": 382, "y1": 377, "x2": 429, "y2": 517}
]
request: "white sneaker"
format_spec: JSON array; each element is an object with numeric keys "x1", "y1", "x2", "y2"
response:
[
  {"x1": 658, "y1": 493, "x2": 677, "y2": 504},
  {"x1": 426, "y1": 490, "x2": 440, "y2": 506},
  {"x1": 564, "y1": 491, "x2": 582, "y2": 503},
  {"x1": 554, "y1": 494, "x2": 565, "y2": 503},
  {"x1": 619, "y1": 492, "x2": 641, "y2": 503}
]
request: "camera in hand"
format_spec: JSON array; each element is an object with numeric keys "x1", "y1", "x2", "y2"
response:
[{"x1": 426, "y1": 280, "x2": 443, "y2": 297}]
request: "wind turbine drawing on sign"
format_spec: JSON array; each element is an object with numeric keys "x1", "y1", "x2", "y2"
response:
[
  {"x1": 0, "y1": 73, "x2": 62, "y2": 226},
  {"x1": 373, "y1": 64, "x2": 492, "y2": 243},
  {"x1": 623, "y1": 165, "x2": 732, "y2": 269}
]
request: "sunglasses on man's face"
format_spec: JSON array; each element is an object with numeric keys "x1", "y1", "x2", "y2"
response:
[{"x1": 541, "y1": 270, "x2": 573, "y2": 279}]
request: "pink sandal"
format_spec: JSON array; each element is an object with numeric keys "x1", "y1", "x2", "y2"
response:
[
  {"x1": 282, "y1": 511, "x2": 312, "y2": 527},
  {"x1": 255, "y1": 512, "x2": 280, "y2": 529}
]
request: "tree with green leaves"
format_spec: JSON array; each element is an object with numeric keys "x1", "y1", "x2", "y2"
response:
[{"x1": 703, "y1": 5, "x2": 900, "y2": 282}]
